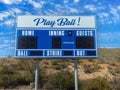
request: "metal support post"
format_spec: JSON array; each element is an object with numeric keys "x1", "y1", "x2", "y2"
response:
[
  {"x1": 74, "y1": 59, "x2": 78, "y2": 90},
  {"x1": 35, "y1": 59, "x2": 39, "y2": 90}
]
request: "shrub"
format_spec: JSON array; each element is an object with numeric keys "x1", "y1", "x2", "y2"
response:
[
  {"x1": 84, "y1": 64, "x2": 101, "y2": 73},
  {"x1": 54, "y1": 65, "x2": 61, "y2": 70},
  {"x1": 60, "y1": 63, "x2": 67, "y2": 69},
  {"x1": 53, "y1": 63, "x2": 68, "y2": 70},
  {"x1": 79, "y1": 77, "x2": 112, "y2": 90},
  {"x1": 111, "y1": 77, "x2": 120, "y2": 90},
  {"x1": 0, "y1": 66, "x2": 15, "y2": 75},
  {"x1": 0, "y1": 73, "x2": 31, "y2": 89},
  {"x1": 0, "y1": 59, "x2": 36, "y2": 88},
  {"x1": 43, "y1": 61, "x2": 49, "y2": 65},
  {"x1": 19, "y1": 60, "x2": 35, "y2": 76},
  {"x1": 108, "y1": 66, "x2": 120, "y2": 75},
  {"x1": 45, "y1": 71, "x2": 74, "y2": 90},
  {"x1": 51, "y1": 60, "x2": 58, "y2": 65}
]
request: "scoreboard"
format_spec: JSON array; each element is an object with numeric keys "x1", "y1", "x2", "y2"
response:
[{"x1": 15, "y1": 16, "x2": 97, "y2": 58}]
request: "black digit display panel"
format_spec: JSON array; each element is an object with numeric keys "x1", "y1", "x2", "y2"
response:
[
  {"x1": 76, "y1": 36, "x2": 95, "y2": 49},
  {"x1": 30, "y1": 51, "x2": 43, "y2": 56},
  {"x1": 52, "y1": 37, "x2": 61, "y2": 49},
  {"x1": 87, "y1": 51, "x2": 96, "y2": 56},
  {"x1": 18, "y1": 36, "x2": 37, "y2": 49},
  {"x1": 64, "y1": 51, "x2": 73, "y2": 56}
]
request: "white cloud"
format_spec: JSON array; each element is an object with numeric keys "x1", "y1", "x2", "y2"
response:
[
  {"x1": 54, "y1": 4, "x2": 68, "y2": 14},
  {"x1": 98, "y1": 32, "x2": 120, "y2": 48},
  {"x1": 0, "y1": 44, "x2": 8, "y2": 48},
  {"x1": 0, "y1": 8, "x2": 22, "y2": 26},
  {"x1": 98, "y1": 32, "x2": 120, "y2": 42},
  {"x1": 110, "y1": 7, "x2": 118, "y2": 15},
  {"x1": 98, "y1": 13, "x2": 109, "y2": 18},
  {"x1": 0, "y1": 11, "x2": 10, "y2": 20},
  {"x1": 12, "y1": 8, "x2": 22, "y2": 14},
  {"x1": 0, "y1": 19, "x2": 15, "y2": 26},
  {"x1": 0, "y1": 0, "x2": 22, "y2": 5},
  {"x1": 109, "y1": 7, "x2": 120, "y2": 23},
  {"x1": 45, "y1": 4, "x2": 79, "y2": 15},
  {"x1": 98, "y1": 6, "x2": 105, "y2": 10},
  {"x1": 4, "y1": 19, "x2": 15, "y2": 26},
  {"x1": 4, "y1": 40, "x2": 14, "y2": 44},
  {"x1": 28, "y1": 0, "x2": 45, "y2": 9},
  {"x1": 70, "y1": 8, "x2": 79, "y2": 13},
  {"x1": 55, "y1": 4, "x2": 62, "y2": 9},
  {"x1": 74, "y1": 0, "x2": 79, "y2": 3},
  {"x1": 0, "y1": 8, "x2": 22, "y2": 21},
  {"x1": 118, "y1": 6, "x2": 120, "y2": 10},
  {"x1": 97, "y1": 5, "x2": 120, "y2": 24},
  {"x1": 0, "y1": 33, "x2": 5, "y2": 36},
  {"x1": 98, "y1": 32, "x2": 115, "y2": 42},
  {"x1": 84, "y1": 5, "x2": 97, "y2": 12},
  {"x1": 97, "y1": 12, "x2": 119, "y2": 24},
  {"x1": 64, "y1": 0, "x2": 69, "y2": 3},
  {"x1": 44, "y1": 9, "x2": 59, "y2": 15},
  {"x1": 98, "y1": 44, "x2": 120, "y2": 48}
]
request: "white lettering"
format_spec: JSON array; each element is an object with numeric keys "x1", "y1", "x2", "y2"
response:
[
  {"x1": 18, "y1": 51, "x2": 21, "y2": 56},
  {"x1": 46, "y1": 50, "x2": 62, "y2": 56},
  {"x1": 17, "y1": 50, "x2": 28, "y2": 56},
  {"x1": 90, "y1": 31, "x2": 93, "y2": 36},
  {"x1": 85, "y1": 31, "x2": 87, "y2": 36},
  {"x1": 76, "y1": 30, "x2": 93, "y2": 36},
  {"x1": 22, "y1": 30, "x2": 34, "y2": 36},
  {"x1": 76, "y1": 50, "x2": 85, "y2": 56},
  {"x1": 63, "y1": 42, "x2": 74, "y2": 44},
  {"x1": 25, "y1": 31, "x2": 27, "y2": 35},
  {"x1": 49, "y1": 31, "x2": 64, "y2": 36}
]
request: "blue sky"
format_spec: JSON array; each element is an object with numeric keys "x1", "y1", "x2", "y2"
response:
[{"x1": 0, "y1": 0, "x2": 120, "y2": 57}]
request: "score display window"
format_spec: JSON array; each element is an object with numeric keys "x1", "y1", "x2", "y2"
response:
[
  {"x1": 18, "y1": 36, "x2": 37, "y2": 49},
  {"x1": 76, "y1": 36, "x2": 95, "y2": 49},
  {"x1": 52, "y1": 37, "x2": 61, "y2": 49},
  {"x1": 15, "y1": 29, "x2": 97, "y2": 58}
]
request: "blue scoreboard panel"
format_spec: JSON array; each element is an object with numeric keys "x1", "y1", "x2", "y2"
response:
[{"x1": 15, "y1": 16, "x2": 97, "y2": 58}]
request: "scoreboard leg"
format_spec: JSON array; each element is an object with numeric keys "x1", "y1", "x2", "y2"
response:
[
  {"x1": 35, "y1": 59, "x2": 39, "y2": 90},
  {"x1": 74, "y1": 59, "x2": 78, "y2": 90}
]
